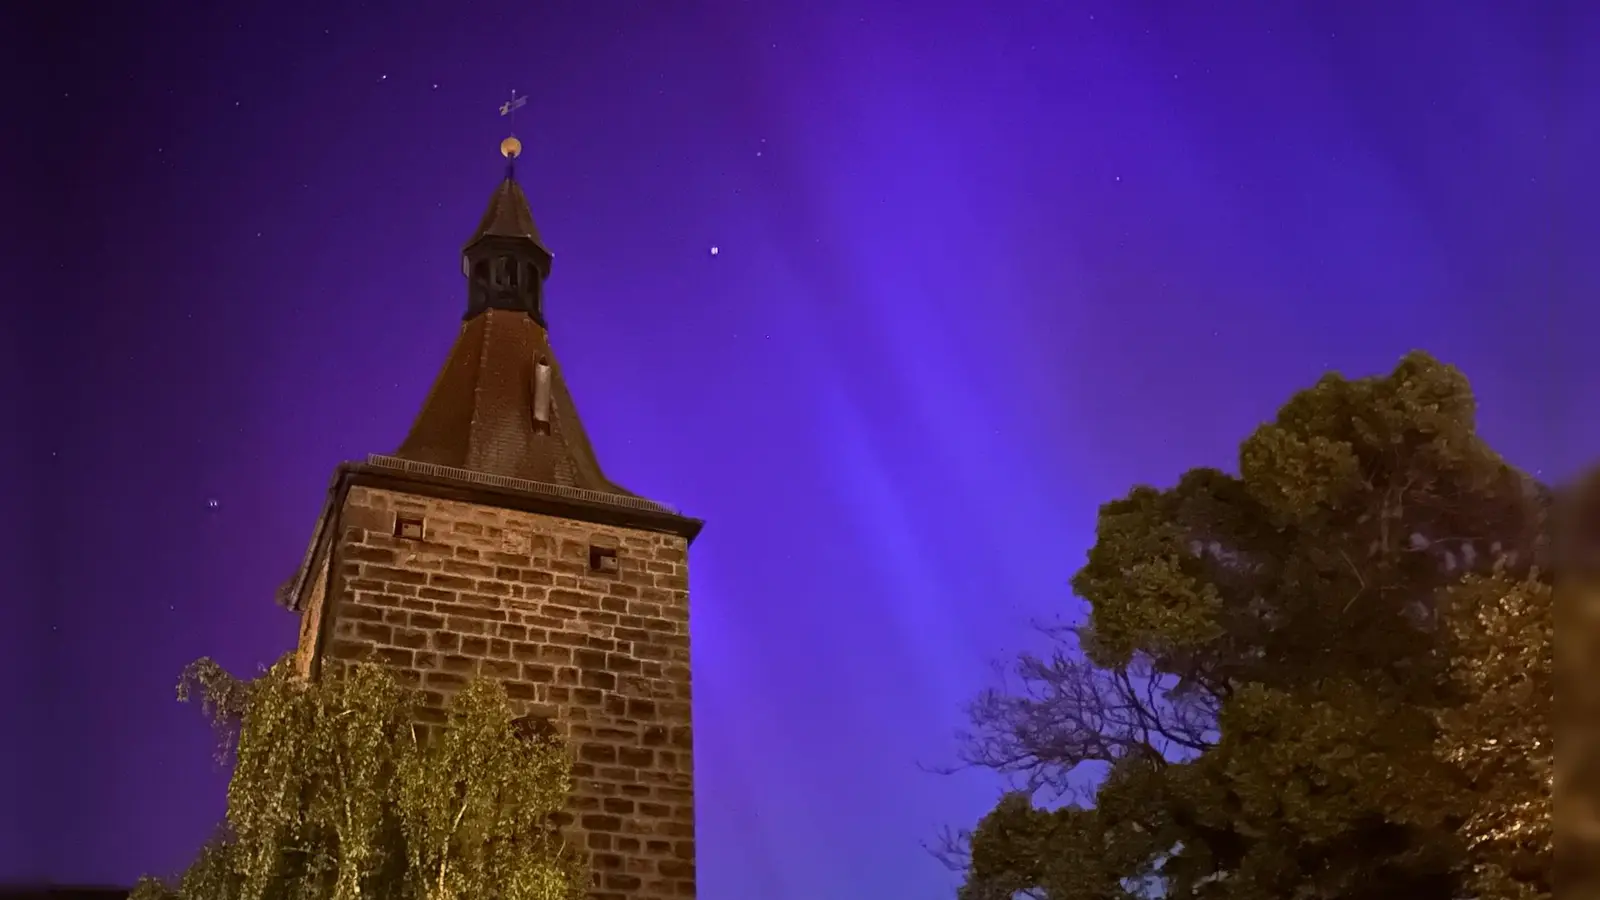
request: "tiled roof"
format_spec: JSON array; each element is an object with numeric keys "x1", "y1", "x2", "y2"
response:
[
  {"x1": 466, "y1": 174, "x2": 546, "y2": 249},
  {"x1": 393, "y1": 307, "x2": 634, "y2": 496}
]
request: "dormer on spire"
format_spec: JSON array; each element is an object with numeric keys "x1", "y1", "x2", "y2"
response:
[{"x1": 461, "y1": 139, "x2": 553, "y2": 324}]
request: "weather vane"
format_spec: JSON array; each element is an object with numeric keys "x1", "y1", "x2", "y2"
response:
[
  {"x1": 499, "y1": 90, "x2": 527, "y2": 161},
  {"x1": 500, "y1": 91, "x2": 528, "y2": 131},
  {"x1": 499, "y1": 90, "x2": 528, "y2": 162}
]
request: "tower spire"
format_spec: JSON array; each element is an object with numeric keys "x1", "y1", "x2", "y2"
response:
[
  {"x1": 460, "y1": 131, "x2": 551, "y2": 323},
  {"x1": 387, "y1": 134, "x2": 656, "y2": 502}
]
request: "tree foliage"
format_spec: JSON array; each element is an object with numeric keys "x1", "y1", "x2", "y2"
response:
[
  {"x1": 1436, "y1": 572, "x2": 1551, "y2": 899},
  {"x1": 954, "y1": 352, "x2": 1552, "y2": 900},
  {"x1": 132, "y1": 658, "x2": 587, "y2": 900},
  {"x1": 1552, "y1": 471, "x2": 1600, "y2": 895}
]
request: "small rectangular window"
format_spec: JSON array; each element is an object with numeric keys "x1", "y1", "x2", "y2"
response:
[
  {"x1": 589, "y1": 545, "x2": 618, "y2": 573},
  {"x1": 395, "y1": 516, "x2": 426, "y2": 541}
]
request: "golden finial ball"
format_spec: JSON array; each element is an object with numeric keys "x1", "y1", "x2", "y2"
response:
[{"x1": 500, "y1": 136, "x2": 522, "y2": 158}]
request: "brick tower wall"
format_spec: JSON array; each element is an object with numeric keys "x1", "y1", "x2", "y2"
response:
[{"x1": 301, "y1": 485, "x2": 695, "y2": 900}]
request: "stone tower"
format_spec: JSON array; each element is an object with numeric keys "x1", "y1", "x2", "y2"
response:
[{"x1": 277, "y1": 138, "x2": 703, "y2": 900}]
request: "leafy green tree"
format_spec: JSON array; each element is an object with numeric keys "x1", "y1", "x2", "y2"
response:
[
  {"x1": 1436, "y1": 572, "x2": 1551, "y2": 899},
  {"x1": 953, "y1": 352, "x2": 1548, "y2": 900},
  {"x1": 132, "y1": 658, "x2": 586, "y2": 900}
]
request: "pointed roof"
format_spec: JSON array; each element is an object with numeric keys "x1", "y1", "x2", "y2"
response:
[
  {"x1": 467, "y1": 174, "x2": 549, "y2": 250},
  {"x1": 392, "y1": 161, "x2": 633, "y2": 496},
  {"x1": 393, "y1": 308, "x2": 634, "y2": 495}
]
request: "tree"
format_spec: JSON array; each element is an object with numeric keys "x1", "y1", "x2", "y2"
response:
[
  {"x1": 1552, "y1": 470, "x2": 1600, "y2": 896},
  {"x1": 953, "y1": 352, "x2": 1549, "y2": 900},
  {"x1": 1436, "y1": 572, "x2": 1551, "y2": 899},
  {"x1": 132, "y1": 658, "x2": 587, "y2": 900}
]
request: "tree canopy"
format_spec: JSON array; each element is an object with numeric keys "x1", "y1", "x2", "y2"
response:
[
  {"x1": 954, "y1": 352, "x2": 1552, "y2": 900},
  {"x1": 1553, "y1": 471, "x2": 1600, "y2": 895},
  {"x1": 133, "y1": 658, "x2": 587, "y2": 900},
  {"x1": 1436, "y1": 573, "x2": 1550, "y2": 898}
]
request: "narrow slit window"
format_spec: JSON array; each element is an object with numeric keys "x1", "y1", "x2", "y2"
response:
[
  {"x1": 589, "y1": 545, "x2": 619, "y2": 574},
  {"x1": 394, "y1": 516, "x2": 426, "y2": 541},
  {"x1": 532, "y1": 359, "x2": 552, "y2": 430}
]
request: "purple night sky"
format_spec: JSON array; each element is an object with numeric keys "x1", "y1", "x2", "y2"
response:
[{"x1": 11, "y1": 2, "x2": 1597, "y2": 897}]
